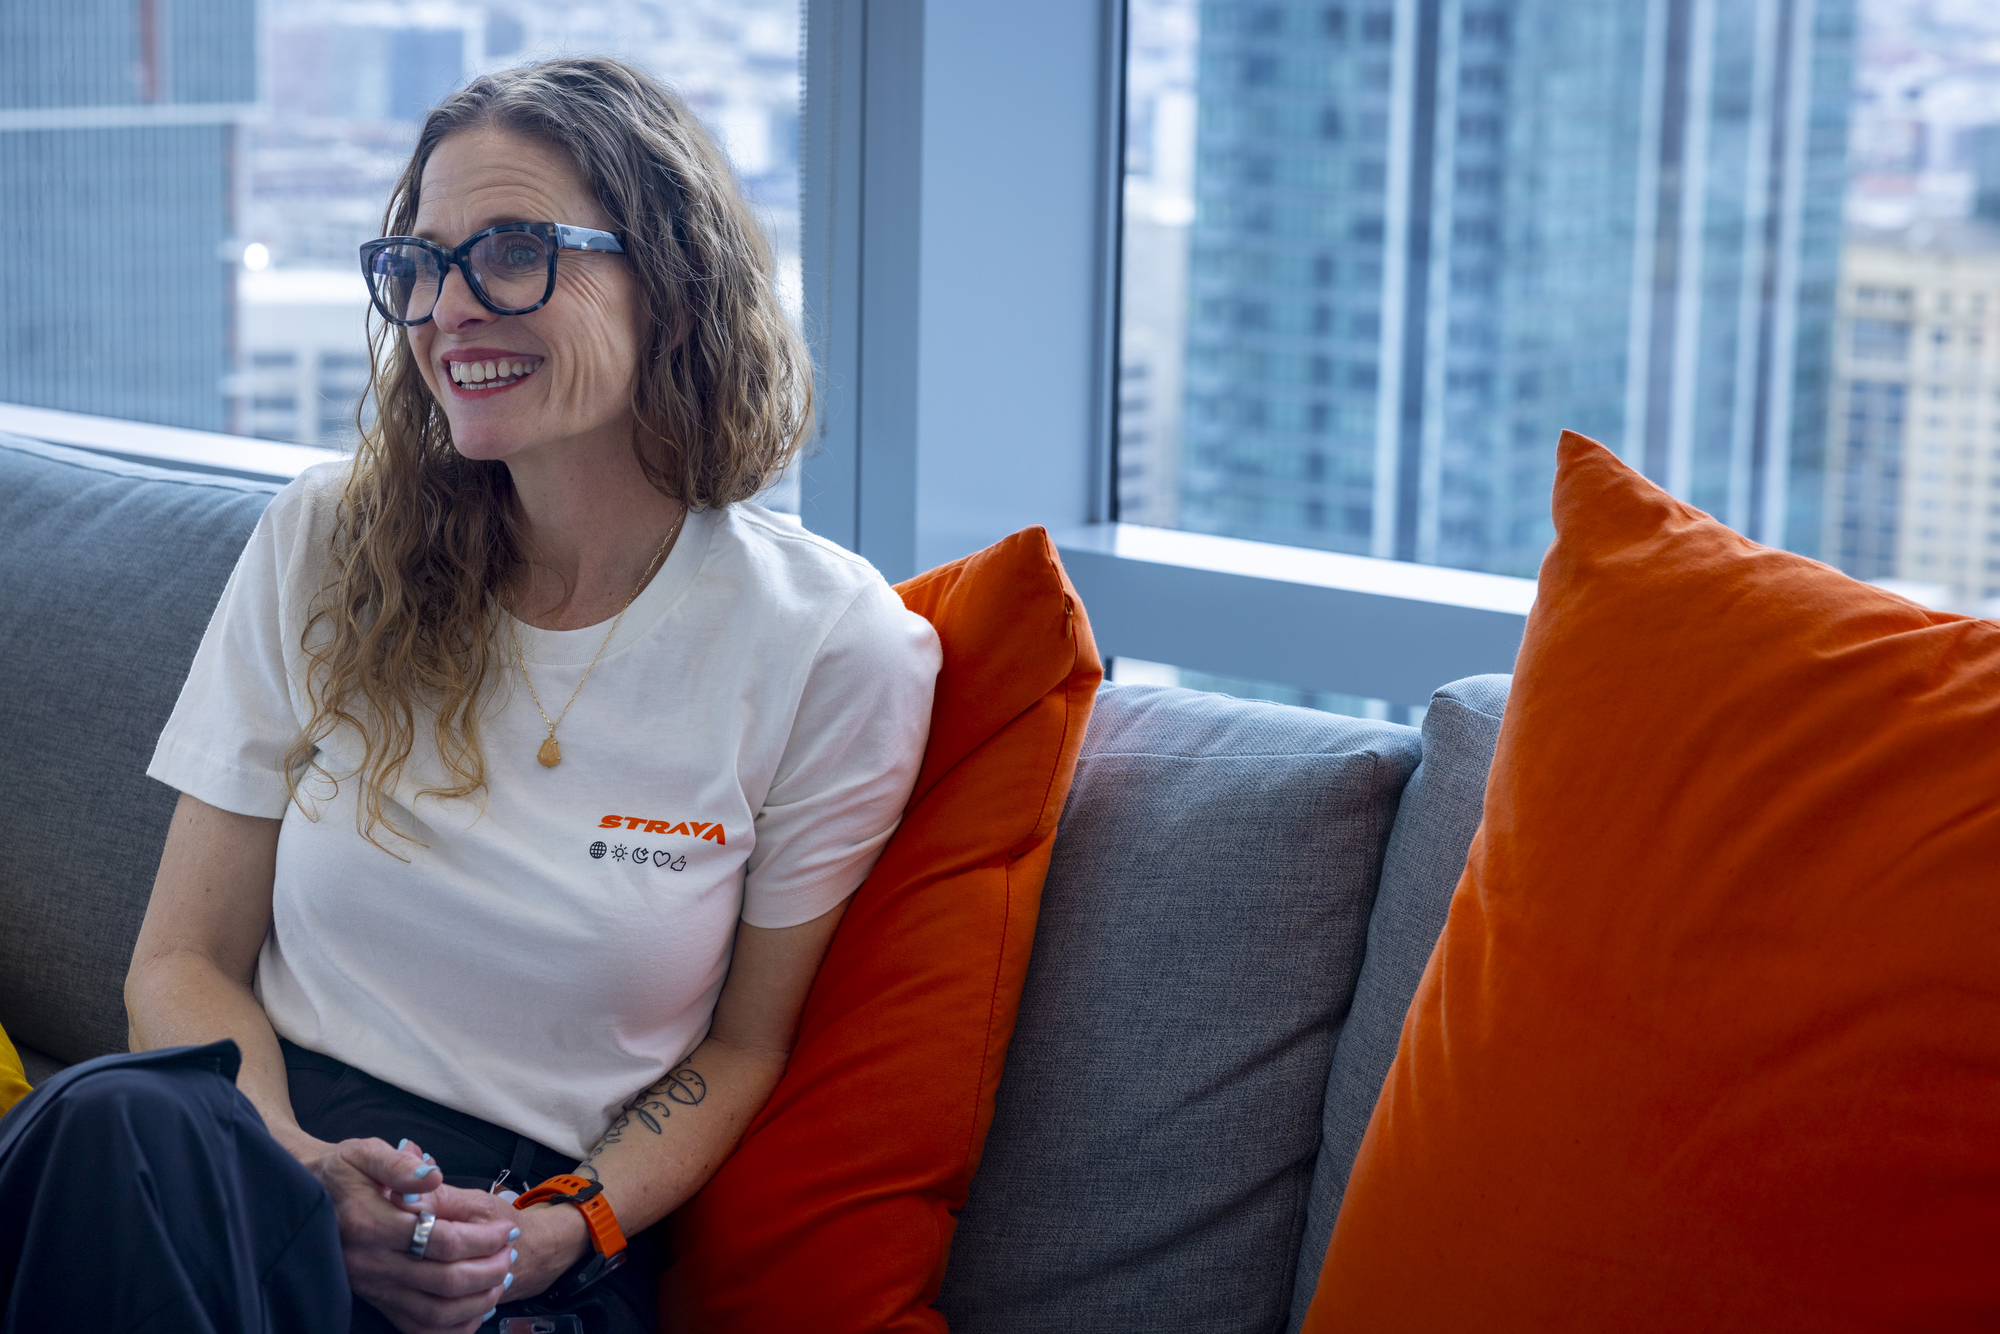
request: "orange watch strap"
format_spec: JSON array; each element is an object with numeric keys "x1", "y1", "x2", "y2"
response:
[{"x1": 512, "y1": 1173, "x2": 628, "y2": 1258}]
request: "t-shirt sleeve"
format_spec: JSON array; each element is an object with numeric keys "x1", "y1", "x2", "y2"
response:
[
  {"x1": 145, "y1": 484, "x2": 312, "y2": 820},
  {"x1": 741, "y1": 579, "x2": 942, "y2": 929}
]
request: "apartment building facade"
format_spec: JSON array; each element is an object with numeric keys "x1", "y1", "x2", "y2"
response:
[{"x1": 1826, "y1": 220, "x2": 2000, "y2": 605}]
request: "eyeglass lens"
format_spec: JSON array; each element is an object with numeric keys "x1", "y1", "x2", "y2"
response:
[{"x1": 367, "y1": 230, "x2": 554, "y2": 322}]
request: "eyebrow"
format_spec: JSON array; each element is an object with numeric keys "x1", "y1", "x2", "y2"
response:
[{"x1": 410, "y1": 216, "x2": 536, "y2": 244}]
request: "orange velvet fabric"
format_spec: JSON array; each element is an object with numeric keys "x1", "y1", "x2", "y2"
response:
[
  {"x1": 1306, "y1": 432, "x2": 2000, "y2": 1332},
  {"x1": 663, "y1": 526, "x2": 1101, "y2": 1332}
]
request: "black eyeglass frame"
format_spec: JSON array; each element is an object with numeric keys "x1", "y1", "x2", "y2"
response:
[{"x1": 359, "y1": 221, "x2": 627, "y2": 326}]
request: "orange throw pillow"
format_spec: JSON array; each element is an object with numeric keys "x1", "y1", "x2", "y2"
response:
[
  {"x1": 663, "y1": 527, "x2": 1102, "y2": 1332},
  {"x1": 1307, "y1": 432, "x2": 2000, "y2": 1332}
]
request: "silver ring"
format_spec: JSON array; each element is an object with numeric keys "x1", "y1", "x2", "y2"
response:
[{"x1": 407, "y1": 1210, "x2": 437, "y2": 1259}]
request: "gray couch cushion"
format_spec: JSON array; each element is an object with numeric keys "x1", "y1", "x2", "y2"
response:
[
  {"x1": 15, "y1": 1042, "x2": 66, "y2": 1087},
  {"x1": 939, "y1": 682, "x2": 1422, "y2": 1333},
  {"x1": 1286, "y1": 673, "x2": 1510, "y2": 1327},
  {"x1": 0, "y1": 435, "x2": 277, "y2": 1065}
]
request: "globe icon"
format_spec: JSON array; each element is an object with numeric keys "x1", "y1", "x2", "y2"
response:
[{"x1": 589, "y1": 841, "x2": 608, "y2": 859}]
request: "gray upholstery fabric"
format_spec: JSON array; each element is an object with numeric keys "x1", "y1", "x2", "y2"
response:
[
  {"x1": 1285, "y1": 673, "x2": 1510, "y2": 1328},
  {"x1": 15, "y1": 1042, "x2": 66, "y2": 1087},
  {"x1": 0, "y1": 435, "x2": 277, "y2": 1066},
  {"x1": 939, "y1": 683, "x2": 1423, "y2": 1334}
]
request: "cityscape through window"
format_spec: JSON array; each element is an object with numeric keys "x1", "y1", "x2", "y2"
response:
[
  {"x1": 1118, "y1": 0, "x2": 2000, "y2": 615},
  {"x1": 1, "y1": 0, "x2": 800, "y2": 480}
]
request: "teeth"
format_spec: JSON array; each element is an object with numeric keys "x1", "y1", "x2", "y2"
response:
[{"x1": 449, "y1": 358, "x2": 539, "y2": 386}]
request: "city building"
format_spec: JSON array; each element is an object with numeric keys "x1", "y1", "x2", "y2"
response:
[
  {"x1": 1153, "y1": 0, "x2": 1855, "y2": 577},
  {"x1": 239, "y1": 269, "x2": 375, "y2": 447},
  {"x1": 1825, "y1": 218, "x2": 2000, "y2": 605},
  {"x1": 0, "y1": 0, "x2": 257, "y2": 433}
]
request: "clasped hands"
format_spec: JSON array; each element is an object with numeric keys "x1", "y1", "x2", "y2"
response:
[{"x1": 293, "y1": 1134, "x2": 590, "y2": 1334}]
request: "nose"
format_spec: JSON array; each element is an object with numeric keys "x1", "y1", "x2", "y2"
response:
[{"x1": 432, "y1": 261, "x2": 493, "y2": 333}]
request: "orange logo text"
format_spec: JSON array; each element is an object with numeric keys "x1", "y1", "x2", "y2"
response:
[{"x1": 598, "y1": 814, "x2": 726, "y2": 844}]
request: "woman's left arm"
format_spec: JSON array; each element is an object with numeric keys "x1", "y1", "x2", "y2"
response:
[{"x1": 504, "y1": 896, "x2": 851, "y2": 1298}]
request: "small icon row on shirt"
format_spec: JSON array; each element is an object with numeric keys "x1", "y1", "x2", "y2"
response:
[{"x1": 588, "y1": 841, "x2": 687, "y2": 871}]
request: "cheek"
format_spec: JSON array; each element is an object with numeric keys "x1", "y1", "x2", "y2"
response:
[
  {"x1": 406, "y1": 327, "x2": 440, "y2": 397},
  {"x1": 539, "y1": 271, "x2": 644, "y2": 407}
]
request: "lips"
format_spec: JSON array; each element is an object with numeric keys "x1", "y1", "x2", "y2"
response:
[{"x1": 442, "y1": 351, "x2": 543, "y2": 396}]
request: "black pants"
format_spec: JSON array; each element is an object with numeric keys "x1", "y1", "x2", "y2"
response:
[{"x1": 0, "y1": 1040, "x2": 660, "y2": 1333}]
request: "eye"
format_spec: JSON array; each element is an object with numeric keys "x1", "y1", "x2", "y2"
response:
[{"x1": 502, "y1": 243, "x2": 540, "y2": 267}]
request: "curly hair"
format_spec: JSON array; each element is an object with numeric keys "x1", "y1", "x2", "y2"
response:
[{"x1": 284, "y1": 56, "x2": 812, "y2": 849}]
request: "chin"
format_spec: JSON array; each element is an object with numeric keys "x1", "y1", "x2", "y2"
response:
[{"x1": 444, "y1": 413, "x2": 538, "y2": 463}]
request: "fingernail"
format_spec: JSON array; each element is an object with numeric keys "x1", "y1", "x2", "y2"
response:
[
  {"x1": 481, "y1": 1311, "x2": 496, "y2": 1323},
  {"x1": 396, "y1": 1138, "x2": 411, "y2": 1152},
  {"x1": 508, "y1": 1226, "x2": 520, "y2": 1242},
  {"x1": 503, "y1": 1272, "x2": 515, "y2": 1290},
  {"x1": 510, "y1": 1248, "x2": 519, "y2": 1264},
  {"x1": 401, "y1": 1193, "x2": 421, "y2": 1204},
  {"x1": 423, "y1": 1153, "x2": 435, "y2": 1164},
  {"x1": 413, "y1": 1164, "x2": 434, "y2": 1178}
]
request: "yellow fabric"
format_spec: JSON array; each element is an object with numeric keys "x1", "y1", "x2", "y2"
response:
[{"x1": 0, "y1": 1021, "x2": 31, "y2": 1117}]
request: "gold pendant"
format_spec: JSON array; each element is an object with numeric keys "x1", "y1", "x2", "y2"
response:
[{"x1": 537, "y1": 735, "x2": 562, "y2": 768}]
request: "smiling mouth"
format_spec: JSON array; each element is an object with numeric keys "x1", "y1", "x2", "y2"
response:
[{"x1": 447, "y1": 357, "x2": 543, "y2": 392}]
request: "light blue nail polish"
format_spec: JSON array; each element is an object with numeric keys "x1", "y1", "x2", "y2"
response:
[
  {"x1": 401, "y1": 1193, "x2": 421, "y2": 1204},
  {"x1": 413, "y1": 1164, "x2": 434, "y2": 1178},
  {"x1": 423, "y1": 1153, "x2": 435, "y2": 1165},
  {"x1": 481, "y1": 1311, "x2": 495, "y2": 1323},
  {"x1": 503, "y1": 1273, "x2": 514, "y2": 1290},
  {"x1": 508, "y1": 1227, "x2": 520, "y2": 1242},
  {"x1": 395, "y1": 1138, "x2": 410, "y2": 1152},
  {"x1": 510, "y1": 1249, "x2": 518, "y2": 1264}
]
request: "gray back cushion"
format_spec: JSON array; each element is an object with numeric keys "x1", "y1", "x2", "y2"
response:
[
  {"x1": 0, "y1": 435, "x2": 276, "y2": 1065},
  {"x1": 1285, "y1": 673, "x2": 1510, "y2": 1328},
  {"x1": 939, "y1": 683, "x2": 1423, "y2": 1333}
]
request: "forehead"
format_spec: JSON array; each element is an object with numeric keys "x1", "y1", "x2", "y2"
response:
[{"x1": 413, "y1": 127, "x2": 611, "y2": 239}]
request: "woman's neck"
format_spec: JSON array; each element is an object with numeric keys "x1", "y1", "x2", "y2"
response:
[{"x1": 503, "y1": 430, "x2": 687, "y2": 632}]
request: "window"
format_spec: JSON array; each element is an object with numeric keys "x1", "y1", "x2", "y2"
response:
[
  {"x1": 2, "y1": 1, "x2": 801, "y2": 478},
  {"x1": 1852, "y1": 320, "x2": 1913, "y2": 362},
  {"x1": 1114, "y1": 0, "x2": 1971, "y2": 593}
]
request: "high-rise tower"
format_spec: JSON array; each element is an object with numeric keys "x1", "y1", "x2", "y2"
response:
[
  {"x1": 0, "y1": 0, "x2": 257, "y2": 432},
  {"x1": 1171, "y1": 0, "x2": 1855, "y2": 576}
]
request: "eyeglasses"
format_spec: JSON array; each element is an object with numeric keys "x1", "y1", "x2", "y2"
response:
[{"x1": 359, "y1": 221, "x2": 626, "y2": 326}]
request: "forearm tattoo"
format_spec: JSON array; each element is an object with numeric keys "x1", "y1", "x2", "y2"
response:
[{"x1": 575, "y1": 1062, "x2": 708, "y2": 1184}]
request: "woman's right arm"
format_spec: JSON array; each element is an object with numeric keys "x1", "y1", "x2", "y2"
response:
[
  {"x1": 127, "y1": 792, "x2": 515, "y2": 1334},
  {"x1": 126, "y1": 791, "x2": 320, "y2": 1157}
]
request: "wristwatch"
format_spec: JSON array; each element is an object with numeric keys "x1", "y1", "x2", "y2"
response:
[{"x1": 513, "y1": 1173, "x2": 628, "y2": 1298}]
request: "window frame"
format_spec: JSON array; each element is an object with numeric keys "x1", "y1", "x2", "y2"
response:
[
  {"x1": 0, "y1": 0, "x2": 1531, "y2": 706},
  {"x1": 797, "y1": 0, "x2": 1528, "y2": 705}
]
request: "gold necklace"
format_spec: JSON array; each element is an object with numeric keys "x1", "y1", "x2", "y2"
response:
[{"x1": 512, "y1": 510, "x2": 686, "y2": 768}]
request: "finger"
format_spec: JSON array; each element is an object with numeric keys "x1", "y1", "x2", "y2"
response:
[
  {"x1": 329, "y1": 1174, "x2": 465, "y2": 1258},
  {"x1": 394, "y1": 1245, "x2": 514, "y2": 1300},
  {"x1": 424, "y1": 1182, "x2": 512, "y2": 1223},
  {"x1": 392, "y1": 1137, "x2": 439, "y2": 1181},
  {"x1": 346, "y1": 1244, "x2": 509, "y2": 1328},
  {"x1": 415, "y1": 1215, "x2": 518, "y2": 1263},
  {"x1": 340, "y1": 1136, "x2": 442, "y2": 1196},
  {"x1": 354, "y1": 1269, "x2": 505, "y2": 1334}
]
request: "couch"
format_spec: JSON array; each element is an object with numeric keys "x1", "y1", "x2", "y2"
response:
[{"x1": 0, "y1": 433, "x2": 1511, "y2": 1332}]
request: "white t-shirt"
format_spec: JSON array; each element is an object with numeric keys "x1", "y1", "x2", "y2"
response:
[{"x1": 148, "y1": 462, "x2": 940, "y2": 1159}]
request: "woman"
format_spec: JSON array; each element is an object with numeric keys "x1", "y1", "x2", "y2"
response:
[{"x1": 13, "y1": 57, "x2": 938, "y2": 1334}]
